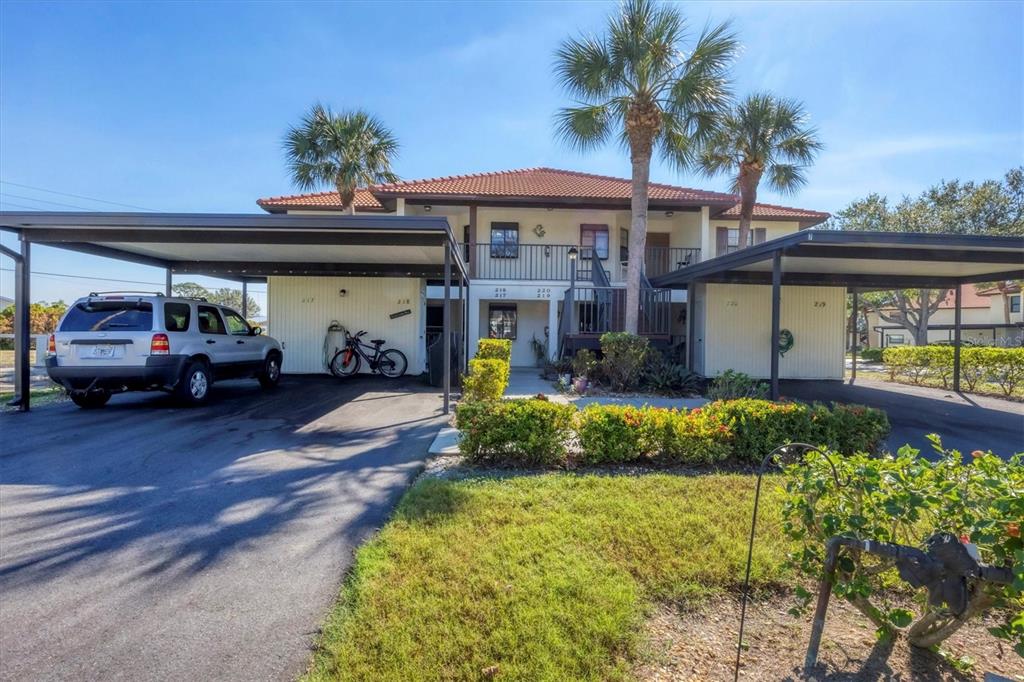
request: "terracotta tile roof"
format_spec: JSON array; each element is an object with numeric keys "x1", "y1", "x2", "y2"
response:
[
  {"x1": 715, "y1": 201, "x2": 831, "y2": 221},
  {"x1": 976, "y1": 282, "x2": 1021, "y2": 296},
  {"x1": 369, "y1": 167, "x2": 739, "y2": 204},
  {"x1": 257, "y1": 188, "x2": 385, "y2": 212},
  {"x1": 256, "y1": 167, "x2": 827, "y2": 222}
]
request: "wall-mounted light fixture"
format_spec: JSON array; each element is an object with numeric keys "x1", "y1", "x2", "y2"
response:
[
  {"x1": 665, "y1": 211, "x2": 675, "y2": 217},
  {"x1": 424, "y1": 205, "x2": 432, "y2": 212},
  {"x1": 544, "y1": 245, "x2": 551, "y2": 257},
  {"x1": 339, "y1": 289, "x2": 348, "y2": 297}
]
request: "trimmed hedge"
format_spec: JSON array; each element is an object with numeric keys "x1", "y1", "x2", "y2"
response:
[
  {"x1": 462, "y1": 358, "x2": 510, "y2": 402},
  {"x1": 457, "y1": 398, "x2": 890, "y2": 467},
  {"x1": 476, "y1": 339, "x2": 512, "y2": 363},
  {"x1": 455, "y1": 399, "x2": 576, "y2": 466},
  {"x1": 883, "y1": 345, "x2": 1024, "y2": 395}
]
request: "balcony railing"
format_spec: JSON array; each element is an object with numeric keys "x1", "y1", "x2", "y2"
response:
[
  {"x1": 471, "y1": 243, "x2": 699, "y2": 281},
  {"x1": 569, "y1": 286, "x2": 671, "y2": 336}
]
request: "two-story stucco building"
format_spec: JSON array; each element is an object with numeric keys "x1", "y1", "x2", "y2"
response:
[{"x1": 257, "y1": 166, "x2": 830, "y2": 372}]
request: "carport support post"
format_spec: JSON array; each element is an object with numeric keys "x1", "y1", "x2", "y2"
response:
[
  {"x1": 770, "y1": 251, "x2": 781, "y2": 401},
  {"x1": 14, "y1": 236, "x2": 31, "y2": 411},
  {"x1": 165, "y1": 268, "x2": 172, "y2": 297},
  {"x1": 953, "y1": 284, "x2": 962, "y2": 393},
  {"x1": 241, "y1": 280, "x2": 248, "y2": 319},
  {"x1": 443, "y1": 240, "x2": 451, "y2": 415},
  {"x1": 849, "y1": 289, "x2": 858, "y2": 385}
]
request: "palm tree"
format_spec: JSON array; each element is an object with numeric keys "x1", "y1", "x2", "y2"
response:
[
  {"x1": 284, "y1": 104, "x2": 399, "y2": 214},
  {"x1": 699, "y1": 93, "x2": 822, "y2": 250},
  {"x1": 554, "y1": 0, "x2": 737, "y2": 334}
]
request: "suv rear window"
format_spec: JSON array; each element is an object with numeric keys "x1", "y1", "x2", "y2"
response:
[
  {"x1": 164, "y1": 302, "x2": 191, "y2": 332},
  {"x1": 60, "y1": 301, "x2": 154, "y2": 332}
]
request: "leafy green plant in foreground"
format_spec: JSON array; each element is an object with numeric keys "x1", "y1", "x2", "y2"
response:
[{"x1": 782, "y1": 437, "x2": 1023, "y2": 655}]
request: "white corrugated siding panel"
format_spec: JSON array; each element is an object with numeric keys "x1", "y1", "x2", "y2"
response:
[
  {"x1": 268, "y1": 276, "x2": 425, "y2": 374},
  {"x1": 702, "y1": 284, "x2": 845, "y2": 380}
]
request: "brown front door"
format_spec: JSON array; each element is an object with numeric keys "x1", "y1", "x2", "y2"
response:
[{"x1": 645, "y1": 233, "x2": 670, "y2": 277}]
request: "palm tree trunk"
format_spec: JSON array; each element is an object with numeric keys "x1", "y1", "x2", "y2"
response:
[
  {"x1": 625, "y1": 147, "x2": 651, "y2": 335},
  {"x1": 737, "y1": 161, "x2": 762, "y2": 251},
  {"x1": 998, "y1": 282, "x2": 1011, "y2": 324}
]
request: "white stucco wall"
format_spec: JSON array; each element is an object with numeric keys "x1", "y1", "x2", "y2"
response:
[
  {"x1": 697, "y1": 283, "x2": 846, "y2": 380},
  {"x1": 267, "y1": 276, "x2": 425, "y2": 375}
]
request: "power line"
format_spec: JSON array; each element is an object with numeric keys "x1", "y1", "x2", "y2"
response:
[
  {"x1": 0, "y1": 192, "x2": 97, "y2": 211},
  {"x1": 0, "y1": 267, "x2": 266, "y2": 291},
  {"x1": 0, "y1": 180, "x2": 159, "y2": 211}
]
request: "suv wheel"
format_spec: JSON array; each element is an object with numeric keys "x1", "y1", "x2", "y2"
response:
[
  {"x1": 176, "y1": 360, "x2": 212, "y2": 405},
  {"x1": 258, "y1": 353, "x2": 281, "y2": 389},
  {"x1": 70, "y1": 390, "x2": 111, "y2": 409}
]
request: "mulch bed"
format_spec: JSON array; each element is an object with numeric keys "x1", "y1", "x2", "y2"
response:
[{"x1": 635, "y1": 596, "x2": 1021, "y2": 681}]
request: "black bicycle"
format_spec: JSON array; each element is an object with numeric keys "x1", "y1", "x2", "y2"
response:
[{"x1": 329, "y1": 329, "x2": 408, "y2": 378}]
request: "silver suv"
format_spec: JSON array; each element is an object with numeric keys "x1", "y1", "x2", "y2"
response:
[{"x1": 47, "y1": 292, "x2": 283, "y2": 408}]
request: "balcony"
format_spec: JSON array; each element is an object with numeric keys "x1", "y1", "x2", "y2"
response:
[{"x1": 470, "y1": 243, "x2": 699, "y2": 281}]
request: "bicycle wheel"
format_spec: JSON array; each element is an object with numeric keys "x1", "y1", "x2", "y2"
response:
[
  {"x1": 378, "y1": 349, "x2": 408, "y2": 378},
  {"x1": 330, "y1": 347, "x2": 362, "y2": 377}
]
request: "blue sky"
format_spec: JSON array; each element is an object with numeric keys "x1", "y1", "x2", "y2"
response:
[{"x1": 1, "y1": 0, "x2": 1021, "y2": 306}]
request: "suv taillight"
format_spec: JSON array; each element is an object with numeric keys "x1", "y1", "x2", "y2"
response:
[
  {"x1": 151, "y1": 333, "x2": 170, "y2": 356},
  {"x1": 47, "y1": 334, "x2": 56, "y2": 357}
]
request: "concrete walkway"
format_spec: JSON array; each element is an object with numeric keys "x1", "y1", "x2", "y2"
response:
[{"x1": 0, "y1": 375, "x2": 445, "y2": 681}]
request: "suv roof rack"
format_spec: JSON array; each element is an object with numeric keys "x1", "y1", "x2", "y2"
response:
[
  {"x1": 87, "y1": 291, "x2": 164, "y2": 297},
  {"x1": 175, "y1": 296, "x2": 209, "y2": 302}
]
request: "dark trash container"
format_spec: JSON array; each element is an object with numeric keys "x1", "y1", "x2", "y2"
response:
[{"x1": 427, "y1": 333, "x2": 463, "y2": 388}]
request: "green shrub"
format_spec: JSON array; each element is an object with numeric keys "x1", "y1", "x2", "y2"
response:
[
  {"x1": 706, "y1": 369, "x2": 769, "y2": 401},
  {"x1": 812, "y1": 402, "x2": 890, "y2": 454},
  {"x1": 572, "y1": 348, "x2": 596, "y2": 378},
  {"x1": 857, "y1": 348, "x2": 883, "y2": 362},
  {"x1": 476, "y1": 338, "x2": 512, "y2": 363},
  {"x1": 461, "y1": 358, "x2": 510, "y2": 402},
  {"x1": 782, "y1": 439, "x2": 1023, "y2": 654},
  {"x1": 641, "y1": 351, "x2": 700, "y2": 395},
  {"x1": 455, "y1": 399, "x2": 575, "y2": 466},
  {"x1": 703, "y1": 399, "x2": 889, "y2": 461},
  {"x1": 649, "y1": 408, "x2": 733, "y2": 465},
  {"x1": 882, "y1": 345, "x2": 1024, "y2": 396},
  {"x1": 599, "y1": 332, "x2": 648, "y2": 391},
  {"x1": 576, "y1": 404, "x2": 656, "y2": 464}
]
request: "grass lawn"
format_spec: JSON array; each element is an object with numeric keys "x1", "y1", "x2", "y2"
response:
[
  {"x1": 305, "y1": 472, "x2": 792, "y2": 682},
  {"x1": 0, "y1": 386, "x2": 64, "y2": 409}
]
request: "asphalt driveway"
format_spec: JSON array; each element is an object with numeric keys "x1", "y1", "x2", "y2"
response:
[
  {"x1": 780, "y1": 377, "x2": 1023, "y2": 459},
  {"x1": 0, "y1": 375, "x2": 445, "y2": 681}
]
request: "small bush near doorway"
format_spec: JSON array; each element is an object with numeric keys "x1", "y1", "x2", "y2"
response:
[
  {"x1": 476, "y1": 338, "x2": 512, "y2": 363},
  {"x1": 598, "y1": 332, "x2": 649, "y2": 391},
  {"x1": 461, "y1": 359, "x2": 510, "y2": 402}
]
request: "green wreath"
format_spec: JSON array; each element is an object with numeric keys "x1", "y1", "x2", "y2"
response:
[{"x1": 778, "y1": 329, "x2": 795, "y2": 356}]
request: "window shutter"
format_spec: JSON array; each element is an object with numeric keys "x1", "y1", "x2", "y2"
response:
[
  {"x1": 754, "y1": 228, "x2": 767, "y2": 244},
  {"x1": 715, "y1": 227, "x2": 728, "y2": 256}
]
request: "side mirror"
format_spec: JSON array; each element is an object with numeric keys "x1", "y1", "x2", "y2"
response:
[{"x1": 251, "y1": 326, "x2": 263, "y2": 336}]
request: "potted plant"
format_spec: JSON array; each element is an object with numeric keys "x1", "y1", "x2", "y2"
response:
[{"x1": 571, "y1": 349, "x2": 596, "y2": 394}]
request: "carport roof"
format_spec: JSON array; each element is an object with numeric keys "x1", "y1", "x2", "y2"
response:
[
  {"x1": 651, "y1": 229, "x2": 1024, "y2": 290},
  {"x1": 0, "y1": 211, "x2": 468, "y2": 281}
]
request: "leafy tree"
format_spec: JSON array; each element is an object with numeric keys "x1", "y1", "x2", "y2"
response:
[
  {"x1": 698, "y1": 92, "x2": 822, "y2": 250},
  {"x1": 829, "y1": 167, "x2": 1024, "y2": 344},
  {"x1": 0, "y1": 300, "x2": 67, "y2": 335},
  {"x1": 284, "y1": 104, "x2": 399, "y2": 214},
  {"x1": 172, "y1": 282, "x2": 260, "y2": 318},
  {"x1": 553, "y1": 0, "x2": 737, "y2": 333}
]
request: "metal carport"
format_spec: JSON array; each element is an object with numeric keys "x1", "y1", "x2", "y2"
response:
[
  {"x1": 651, "y1": 229, "x2": 1024, "y2": 400},
  {"x1": 0, "y1": 211, "x2": 469, "y2": 412}
]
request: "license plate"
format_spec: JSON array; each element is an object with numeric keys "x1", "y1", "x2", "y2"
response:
[{"x1": 90, "y1": 345, "x2": 115, "y2": 358}]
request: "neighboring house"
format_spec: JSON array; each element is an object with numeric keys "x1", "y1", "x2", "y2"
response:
[
  {"x1": 0, "y1": 295, "x2": 13, "y2": 311},
  {"x1": 257, "y1": 167, "x2": 828, "y2": 369},
  {"x1": 866, "y1": 284, "x2": 1024, "y2": 348}
]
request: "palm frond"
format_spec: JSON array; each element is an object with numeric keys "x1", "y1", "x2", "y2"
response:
[
  {"x1": 554, "y1": 35, "x2": 617, "y2": 100},
  {"x1": 765, "y1": 163, "x2": 807, "y2": 194},
  {"x1": 555, "y1": 104, "x2": 614, "y2": 152}
]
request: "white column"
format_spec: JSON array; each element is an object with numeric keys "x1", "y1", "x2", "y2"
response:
[
  {"x1": 547, "y1": 296, "x2": 559, "y2": 361},
  {"x1": 699, "y1": 206, "x2": 711, "y2": 262},
  {"x1": 467, "y1": 290, "x2": 482, "y2": 359},
  {"x1": 395, "y1": 197, "x2": 405, "y2": 216}
]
